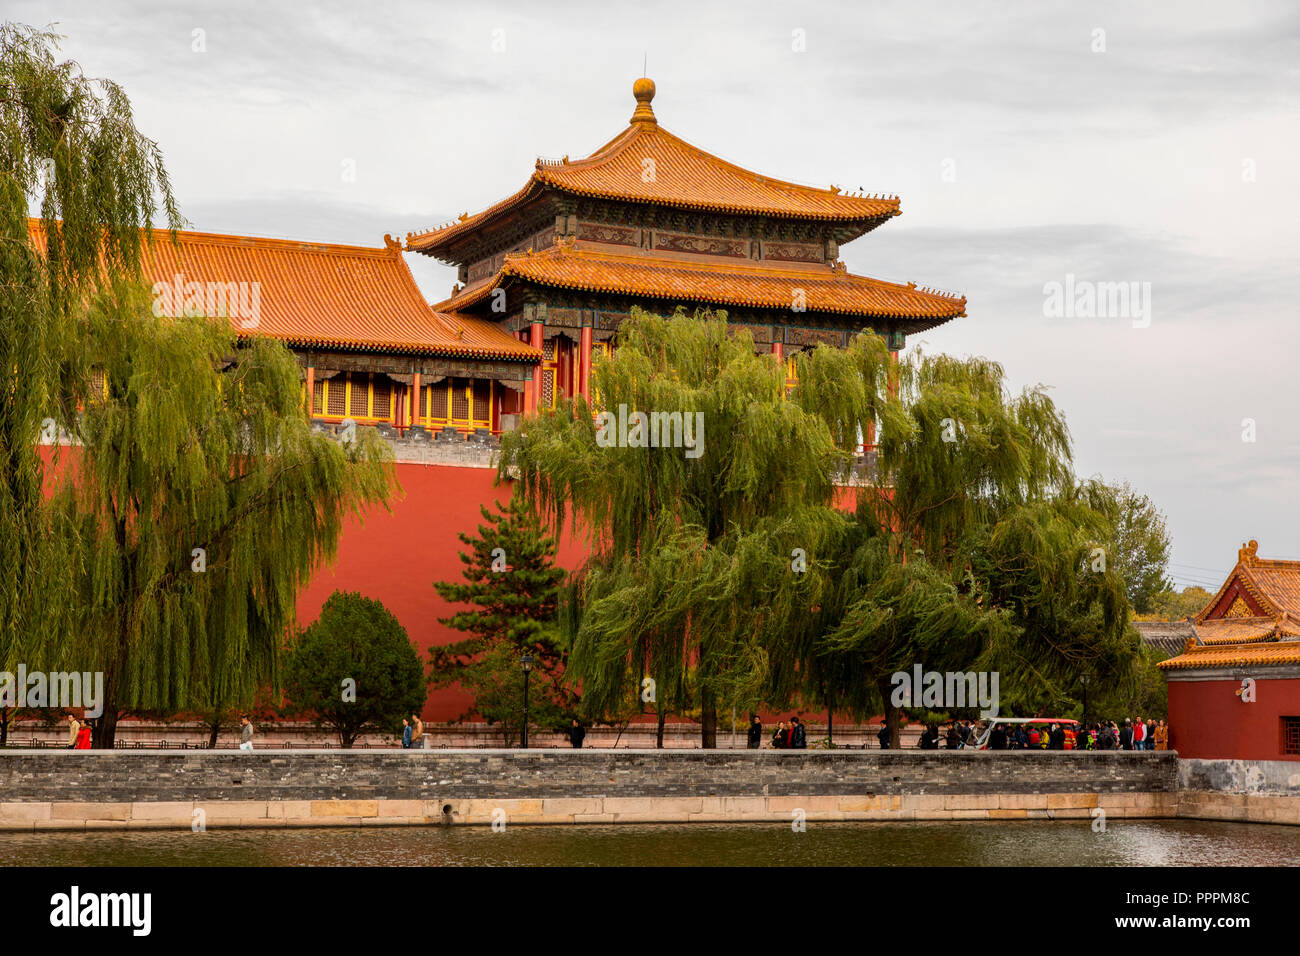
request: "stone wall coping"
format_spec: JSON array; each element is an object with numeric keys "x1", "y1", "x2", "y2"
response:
[{"x1": 0, "y1": 748, "x2": 1176, "y2": 758}]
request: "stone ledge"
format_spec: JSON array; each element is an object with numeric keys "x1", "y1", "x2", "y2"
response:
[{"x1": 0, "y1": 792, "x2": 1216, "y2": 831}]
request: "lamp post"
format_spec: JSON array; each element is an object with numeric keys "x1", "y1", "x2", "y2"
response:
[
  {"x1": 520, "y1": 654, "x2": 533, "y2": 749},
  {"x1": 1080, "y1": 674, "x2": 1091, "y2": 727}
]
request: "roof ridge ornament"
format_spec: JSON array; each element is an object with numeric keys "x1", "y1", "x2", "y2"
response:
[
  {"x1": 630, "y1": 76, "x2": 657, "y2": 126},
  {"x1": 1239, "y1": 539, "x2": 1259, "y2": 566}
]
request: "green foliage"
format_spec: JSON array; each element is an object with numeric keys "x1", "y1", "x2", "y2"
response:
[
  {"x1": 283, "y1": 591, "x2": 427, "y2": 747},
  {"x1": 431, "y1": 492, "x2": 574, "y2": 743},
  {"x1": 1106, "y1": 481, "x2": 1173, "y2": 613},
  {"x1": 0, "y1": 23, "x2": 180, "y2": 677},
  {"x1": 1144, "y1": 586, "x2": 1212, "y2": 622},
  {"x1": 55, "y1": 284, "x2": 393, "y2": 746},
  {"x1": 501, "y1": 308, "x2": 847, "y2": 745},
  {"x1": 790, "y1": 338, "x2": 1140, "y2": 743}
]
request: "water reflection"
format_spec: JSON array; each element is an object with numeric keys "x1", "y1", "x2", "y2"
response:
[{"x1": 3, "y1": 820, "x2": 1298, "y2": 867}]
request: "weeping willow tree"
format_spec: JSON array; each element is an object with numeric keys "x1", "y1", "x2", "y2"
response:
[
  {"x1": 796, "y1": 340, "x2": 1136, "y2": 745},
  {"x1": 54, "y1": 282, "x2": 393, "y2": 746},
  {"x1": 502, "y1": 307, "x2": 847, "y2": 747},
  {"x1": 1, "y1": 23, "x2": 181, "y2": 699}
]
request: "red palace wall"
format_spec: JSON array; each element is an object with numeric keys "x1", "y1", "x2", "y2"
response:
[
  {"x1": 1166, "y1": 677, "x2": 1300, "y2": 761},
  {"x1": 295, "y1": 462, "x2": 590, "y2": 722},
  {"x1": 299, "y1": 465, "x2": 864, "y2": 723}
]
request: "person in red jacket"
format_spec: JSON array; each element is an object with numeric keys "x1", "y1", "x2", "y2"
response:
[{"x1": 75, "y1": 720, "x2": 92, "y2": 749}]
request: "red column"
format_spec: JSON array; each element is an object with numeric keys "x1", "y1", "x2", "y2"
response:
[
  {"x1": 528, "y1": 320, "x2": 544, "y2": 414},
  {"x1": 410, "y1": 372, "x2": 421, "y2": 427},
  {"x1": 579, "y1": 326, "x2": 593, "y2": 401},
  {"x1": 304, "y1": 365, "x2": 315, "y2": 418}
]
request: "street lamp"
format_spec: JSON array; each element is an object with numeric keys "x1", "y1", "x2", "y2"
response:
[
  {"x1": 520, "y1": 654, "x2": 533, "y2": 749},
  {"x1": 1079, "y1": 674, "x2": 1092, "y2": 727}
]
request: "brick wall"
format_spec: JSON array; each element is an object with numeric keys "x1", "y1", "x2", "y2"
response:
[{"x1": 0, "y1": 750, "x2": 1177, "y2": 803}]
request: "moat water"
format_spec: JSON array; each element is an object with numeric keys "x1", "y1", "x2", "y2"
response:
[{"x1": 4, "y1": 819, "x2": 1298, "y2": 866}]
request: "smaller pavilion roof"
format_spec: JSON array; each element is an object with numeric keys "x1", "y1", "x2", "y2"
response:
[
  {"x1": 133, "y1": 227, "x2": 537, "y2": 360},
  {"x1": 1158, "y1": 540, "x2": 1300, "y2": 671}
]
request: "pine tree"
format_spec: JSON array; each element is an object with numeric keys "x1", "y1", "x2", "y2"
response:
[{"x1": 431, "y1": 492, "x2": 573, "y2": 743}]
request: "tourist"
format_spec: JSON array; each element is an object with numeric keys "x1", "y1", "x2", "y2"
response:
[
  {"x1": 66, "y1": 713, "x2": 81, "y2": 749},
  {"x1": 1049, "y1": 723, "x2": 1066, "y2": 750},
  {"x1": 410, "y1": 712, "x2": 424, "y2": 749},
  {"x1": 1012, "y1": 725, "x2": 1028, "y2": 749},
  {"x1": 401, "y1": 718, "x2": 412, "y2": 749},
  {"x1": 1146, "y1": 718, "x2": 1158, "y2": 751},
  {"x1": 989, "y1": 723, "x2": 1008, "y2": 750},
  {"x1": 239, "y1": 715, "x2": 254, "y2": 751},
  {"x1": 877, "y1": 724, "x2": 889, "y2": 749},
  {"x1": 76, "y1": 719, "x2": 92, "y2": 750},
  {"x1": 569, "y1": 718, "x2": 586, "y2": 748},
  {"x1": 789, "y1": 716, "x2": 807, "y2": 749},
  {"x1": 1133, "y1": 716, "x2": 1146, "y2": 750},
  {"x1": 918, "y1": 724, "x2": 940, "y2": 749},
  {"x1": 772, "y1": 721, "x2": 789, "y2": 749},
  {"x1": 945, "y1": 723, "x2": 961, "y2": 749},
  {"x1": 1119, "y1": 719, "x2": 1133, "y2": 750},
  {"x1": 1154, "y1": 719, "x2": 1169, "y2": 750},
  {"x1": 747, "y1": 715, "x2": 762, "y2": 749}
]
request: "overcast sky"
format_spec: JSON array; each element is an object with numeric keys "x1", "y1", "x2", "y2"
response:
[{"x1": 13, "y1": 0, "x2": 1300, "y2": 589}]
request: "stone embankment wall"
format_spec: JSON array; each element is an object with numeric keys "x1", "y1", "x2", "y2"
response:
[
  {"x1": 1177, "y1": 758, "x2": 1300, "y2": 825},
  {"x1": 0, "y1": 750, "x2": 1180, "y2": 831}
]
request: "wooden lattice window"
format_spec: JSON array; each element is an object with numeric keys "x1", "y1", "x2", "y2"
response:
[
  {"x1": 327, "y1": 378, "x2": 347, "y2": 416},
  {"x1": 312, "y1": 379, "x2": 325, "y2": 415},
  {"x1": 451, "y1": 377, "x2": 470, "y2": 422},
  {"x1": 348, "y1": 373, "x2": 369, "y2": 417},
  {"x1": 372, "y1": 378, "x2": 391, "y2": 421},
  {"x1": 89, "y1": 368, "x2": 107, "y2": 402},
  {"x1": 1283, "y1": 717, "x2": 1300, "y2": 756},
  {"x1": 540, "y1": 340, "x2": 557, "y2": 409},
  {"x1": 472, "y1": 380, "x2": 492, "y2": 422},
  {"x1": 427, "y1": 383, "x2": 448, "y2": 421}
]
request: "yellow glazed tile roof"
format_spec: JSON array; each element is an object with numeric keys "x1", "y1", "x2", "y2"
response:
[
  {"x1": 1157, "y1": 639, "x2": 1300, "y2": 671},
  {"x1": 28, "y1": 218, "x2": 539, "y2": 361},
  {"x1": 436, "y1": 244, "x2": 965, "y2": 327},
  {"x1": 133, "y1": 227, "x2": 538, "y2": 360},
  {"x1": 1195, "y1": 618, "x2": 1281, "y2": 645},
  {"x1": 407, "y1": 79, "x2": 899, "y2": 256}
]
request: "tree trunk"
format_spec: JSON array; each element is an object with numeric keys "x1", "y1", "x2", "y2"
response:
[
  {"x1": 877, "y1": 676, "x2": 901, "y2": 749},
  {"x1": 0, "y1": 706, "x2": 8, "y2": 746},
  {"x1": 207, "y1": 720, "x2": 221, "y2": 750},
  {"x1": 94, "y1": 706, "x2": 119, "y2": 749},
  {"x1": 656, "y1": 708, "x2": 666, "y2": 749},
  {"x1": 700, "y1": 689, "x2": 717, "y2": 750}
]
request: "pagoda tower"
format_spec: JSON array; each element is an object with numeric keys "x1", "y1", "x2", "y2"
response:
[{"x1": 407, "y1": 77, "x2": 965, "y2": 416}]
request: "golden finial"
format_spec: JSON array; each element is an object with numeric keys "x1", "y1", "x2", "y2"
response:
[
  {"x1": 631, "y1": 76, "x2": 657, "y2": 125},
  {"x1": 1239, "y1": 540, "x2": 1259, "y2": 566}
]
